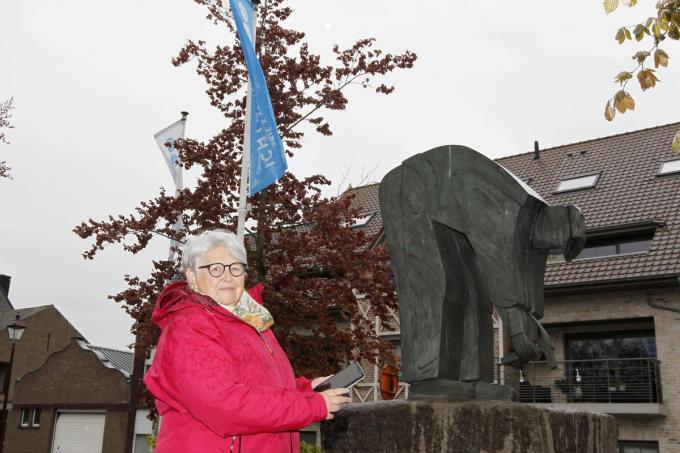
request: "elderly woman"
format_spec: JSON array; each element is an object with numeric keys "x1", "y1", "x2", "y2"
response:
[{"x1": 144, "y1": 229, "x2": 351, "y2": 453}]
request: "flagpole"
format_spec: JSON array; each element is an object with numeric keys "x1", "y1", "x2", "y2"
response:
[
  {"x1": 178, "y1": 111, "x2": 188, "y2": 192},
  {"x1": 168, "y1": 111, "x2": 188, "y2": 262},
  {"x1": 236, "y1": 1, "x2": 259, "y2": 243}
]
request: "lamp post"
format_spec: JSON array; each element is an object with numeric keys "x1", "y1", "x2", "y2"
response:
[{"x1": 0, "y1": 314, "x2": 26, "y2": 453}]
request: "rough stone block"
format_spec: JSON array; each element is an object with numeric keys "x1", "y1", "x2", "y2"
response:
[{"x1": 321, "y1": 400, "x2": 617, "y2": 453}]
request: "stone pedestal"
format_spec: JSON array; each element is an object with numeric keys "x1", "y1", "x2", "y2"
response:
[{"x1": 321, "y1": 400, "x2": 617, "y2": 453}]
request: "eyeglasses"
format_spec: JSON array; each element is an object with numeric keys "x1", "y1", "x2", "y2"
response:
[{"x1": 197, "y1": 262, "x2": 247, "y2": 278}]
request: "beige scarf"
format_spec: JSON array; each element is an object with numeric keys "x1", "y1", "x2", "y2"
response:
[{"x1": 223, "y1": 289, "x2": 274, "y2": 332}]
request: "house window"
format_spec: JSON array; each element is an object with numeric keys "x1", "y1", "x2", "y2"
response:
[
  {"x1": 20, "y1": 408, "x2": 30, "y2": 428},
  {"x1": 575, "y1": 231, "x2": 654, "y2": 260},
  {"x1": 657, "y1": 158, "x2": 680, "y2": 176},
  {"x1": 555, "y1": 174, "x2": 600, "y2": 193},
  {"x1": 567, "y1": 330, "x2": 657, "y2": 361},
  {"x1": 134, "y1": 434, "x2": 151, "y2": 453},
  {"x1": 19, "y1": 408, "x2": 41, "y2": 428},
  {"x1": 32, "y1": 408, "x2": 41, "y2": 428},
  {"x1": 565, "y1": 330, "x2": 659, "y2": 403},
  {"x1": 619, "y1": 440, "x2": 659, "y2": 453},
  {"x1": 352, "y1": 214, "x2": 374, "y2": 227}
]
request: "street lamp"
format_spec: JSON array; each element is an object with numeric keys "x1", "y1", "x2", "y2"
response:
[{"x1": 0, "y1": 314, "x2": 26, "y2": 453}]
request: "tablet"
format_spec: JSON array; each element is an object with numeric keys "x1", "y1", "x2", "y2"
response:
[{"x1": 314, "y1": 361, "x2": 365, "y2": 392}]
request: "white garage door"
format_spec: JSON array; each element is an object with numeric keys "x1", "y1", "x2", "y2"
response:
[{"x1": 51, "y1": 412, "x2": 106, "y2": 453}]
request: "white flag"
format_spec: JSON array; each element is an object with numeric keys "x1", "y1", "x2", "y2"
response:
[{"x1": 154, "y1": 120, "x2": 184, "y2": 190}]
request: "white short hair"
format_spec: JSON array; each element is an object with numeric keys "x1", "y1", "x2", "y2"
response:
[{"x1": 181, "y1": 229, "x2": 248, "y2": 272}]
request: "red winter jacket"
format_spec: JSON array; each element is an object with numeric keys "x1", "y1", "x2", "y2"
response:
[{"x1": 144, "y1": 282, "x2": 327, "y2": 453}]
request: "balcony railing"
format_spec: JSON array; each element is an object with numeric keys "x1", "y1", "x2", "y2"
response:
[
  {"x1": 500, "y1": 358, "x2": 662, "y2": 405},
  {"x1": 351, "y1": 381, "x2": 409, "y2": 402}
]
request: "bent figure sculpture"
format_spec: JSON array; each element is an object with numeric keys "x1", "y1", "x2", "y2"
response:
[{"x1": 379, "y1": 145, "x2": 585, "y2": 400}]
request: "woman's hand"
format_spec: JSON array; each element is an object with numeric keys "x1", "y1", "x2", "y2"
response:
[
  {"x1": 319, "y1": 388, "x2": 352, "y2": 420},
  {"x1": 311, "y1": 375, "x2": 332, "y2": 390}
]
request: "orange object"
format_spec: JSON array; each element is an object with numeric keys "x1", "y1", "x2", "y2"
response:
[{"x1": 379, "y1": 365, "x2": 399, "y2": 400}]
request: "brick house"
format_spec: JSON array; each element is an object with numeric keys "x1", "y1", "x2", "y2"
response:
[
  {"x1": 346, "y1": 122, "x2": 680, "y2": 453},
  {"x1": 0, "y1": 276, "x2": 151, "y2": 453},
  {"x1": 6, "y1": 339, "x2": 132, "y2": 453}
]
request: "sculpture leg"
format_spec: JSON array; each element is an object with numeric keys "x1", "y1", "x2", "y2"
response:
[
  {"x1": 408, "y1": 222, "x2": 513, "y2": 401},
  {"x1": 433, "y1": 222, "x2": 494, "y2": 383}
]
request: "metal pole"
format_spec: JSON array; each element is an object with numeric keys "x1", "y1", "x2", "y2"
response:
[
  {"x1": 168, "y1": 111, "x2": 188, "y2": 263},
  {"x1": 648, "y1": 359, "x2": 653, "y2": 403},
  {"x1": 606, "y1": 360, "x2": 611, "y2": 403},
  {"x1": 0, "y1": 342, "x2": 17, "y2": 453},
  {"x1": 373, "y1": 315, "x2": 379, "y2": 401},
  {"x1": 178, "y1": 111, "x2": 188, "y2": 193},
  {"x1": 236, "y1": 3, "x2": 258, "y2": 243}
]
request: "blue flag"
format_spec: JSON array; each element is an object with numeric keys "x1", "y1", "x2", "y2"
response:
[{"x1": 229, "y1": 0, "x2": 288, "y2": 196}]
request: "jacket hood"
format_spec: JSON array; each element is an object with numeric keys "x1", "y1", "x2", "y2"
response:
[{"x1": 152, "y1": 281, "x2": 266, "y2": 330}]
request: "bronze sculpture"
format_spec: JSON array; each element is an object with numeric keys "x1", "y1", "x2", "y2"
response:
[{"x1": 379, "y1": 145, "x2": 585, "y2": 400}]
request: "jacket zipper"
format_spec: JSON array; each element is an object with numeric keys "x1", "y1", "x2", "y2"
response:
[
  {"x1": 257, "y1": 331, "x2": 274, "y2": 355},
  {"x1": 259, "y1": 326, "x2": 292, "y2": 453},
  {"x1": 260, "y1": 325, "x2": 291, "y2": 453},
  {"x1": 230, "y1": 435, "x2": 236, "y2": 452}
]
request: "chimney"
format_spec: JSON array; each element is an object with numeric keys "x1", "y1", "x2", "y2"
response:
[
  {"x1": 0, "y1": 275, "x2": 10, "y2": 296},
  {"x1": 533, "y1": 141, "x2": 540, "y2": 160}
]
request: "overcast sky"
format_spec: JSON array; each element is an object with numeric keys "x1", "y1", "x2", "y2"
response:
[{"x1": 1, "y1": 0, "x2": 678, "y2": 350}]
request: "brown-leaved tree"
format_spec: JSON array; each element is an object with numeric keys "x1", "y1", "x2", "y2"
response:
[
  {"x1": 74, "y1": 0, "x2": 415, "y2": 396},
  {"x1": 602, "y1": 0, "x2": 680, "y2": 149}
]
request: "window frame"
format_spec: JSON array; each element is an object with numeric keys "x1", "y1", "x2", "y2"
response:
[
  {"x1": 565, "y1": 329, "x2": 657, "y2": 362},
  {"x1": 31, "y1": 408, "x2": 41, "y2": 428},
  {"x1": 554, "y1": 173, "x2": 601, "y2": 193},
  {"x1": 618, "y1": 440, "x2": 659, "y2": 453},
  {"x1": 548, "y1": 225, "x2": 657, "y2": 263},
  {"x1": 572, "y1": 228, "x2": 655, "y2": 261},
  {"x1": 657, "y1": 158, "x2": 680, "y2": 176},
  {"x1": 352, "y1": 213, "x2": 374, "y2": 227},
  {"x1": 133, "y1": 433, "x2": 152, "y2": 453},
  {"x1": 574, "y1": 235, "x2": 654, "y2": 260},
  {"x1": 19, "y1": 408, "x2": 30, "y2": 428}
]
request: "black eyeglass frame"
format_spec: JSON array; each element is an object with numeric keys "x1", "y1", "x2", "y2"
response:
[{"x1": 197, "y1": 262, "x2": 248, "y2": 278}]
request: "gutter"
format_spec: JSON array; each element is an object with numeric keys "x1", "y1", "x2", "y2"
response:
[{"x1": 545, "y1": 275, "x2": 680, "y2": 296}]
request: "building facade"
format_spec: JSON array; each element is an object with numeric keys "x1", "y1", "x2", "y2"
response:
[
  {"x1": 347, "y1": 122, "x2": 680, "y2": 453},
  {"x1": 0, "y1": 276, "x2": 151, "y2": 453}
]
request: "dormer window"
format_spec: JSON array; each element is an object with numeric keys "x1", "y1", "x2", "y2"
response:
[
  {"x1": 576, "y1": 232, "x2": 654, "y2": 260},
  {"x1": 555, "y1": 173, "x2": 600, "y2": 193},
  {"x1": 351, "y1": 214, "x2": 374, "y2": 227},
  {"x1": 657, "y1": 159, "x2": 680, "y2": 176},
  {"x1": 548, "y1": 223, "x2": 657, "y2": 262}
]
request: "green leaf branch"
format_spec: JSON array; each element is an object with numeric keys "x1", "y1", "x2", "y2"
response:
[{"x1": 603, "y1": 1, "x2": 680, "y2": 150}]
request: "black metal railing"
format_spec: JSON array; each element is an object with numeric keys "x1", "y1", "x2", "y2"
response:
[{"x1": 498, "y1": 358, "x2": 663, "y2": 404}]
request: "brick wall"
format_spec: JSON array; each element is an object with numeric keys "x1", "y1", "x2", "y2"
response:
[
  {"x1": 355, "y1": 286, "x2": 680, "y2": 452},
  {"x1": 538, "y1": 287, "x2": 680, "y2": 453},
  {"x1": 0, "y1": 306, "x2": 81, "y2": 400},
  {"x1": 5, "y1": 338, "x2": 130, "y2": 453}
]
